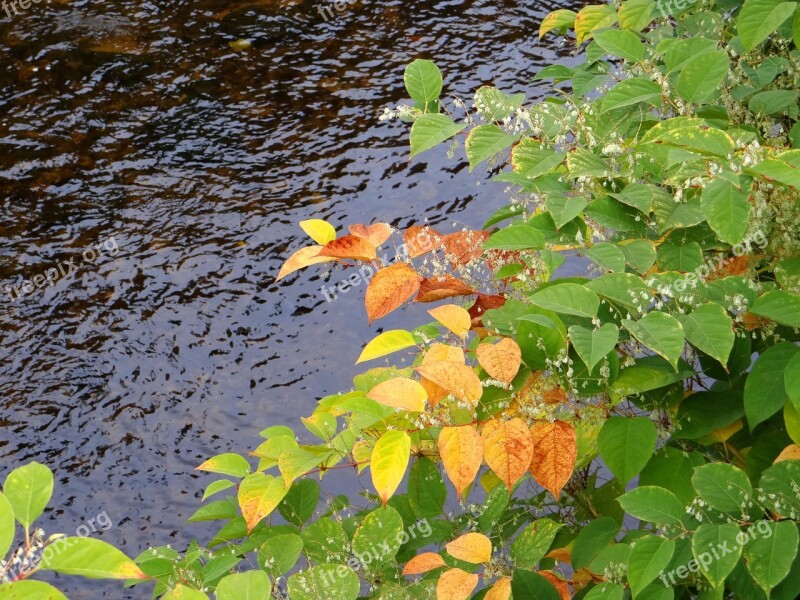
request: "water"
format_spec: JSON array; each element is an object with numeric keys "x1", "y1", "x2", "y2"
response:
[{"x1": 0, "y1": 0, "x2": 578, "y2": 595}]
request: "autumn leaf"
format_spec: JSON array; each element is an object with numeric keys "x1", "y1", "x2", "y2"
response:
[
  {"x1": 416, "y1": 275, "x2": 475, "y2": 302},
  {"x1": 424, "y1": 343, "x2": 466, "y2": 364},
  {"x1": 445, "y1": 532, "x2": 492, "y2": 564},
  {"x1": 367, "y1": 377, "x2": 427, "y2": 412},
  {"x1": 238, "y1": 473, "x2": 290, "y2": 532},
  {"x1": 404, "y1": 225, "x2": 443, "y2": 258},
  {"x1": 402, "y1": 552, "x2": 446, "y2": 575},
  {"x1": 299, "y1": 219, "x2": 336, "y2": 245},
  {"x1": 476, "y1": 338, "x2": 522, "y2": 383},
  {"x1": 428, "y1": 304, "x2": 472, "y2": 337},
  {"x1": 318, "y1": 234, "x2": 378, "y2": 261},
  {"x1": 468, "y1": 294, "x2": 506, "y2": 323},
  {"x1": 276, "y1": 246, "x2": 335, "y2": 282},
  {"x1": 371, "y1": 430, "x2": 411, "y2": 506},
  {"x1": 442, "y1": 230, "x2": 491, "y2": 265},
  {"x1": 365, "y1": 263, "x2": 421, "y2": 323},
  {"x1": 528, "y1": 421, "x2": 577, "y2": 498},
  {"x1": 540, "y1": 571, "x2": 571, "y2": 600},
  {"x1": 415, "y1": 361, "x2": 483, "y2": 404},
  {"x1": 436, "y1": 568, "x2": 479, "y2": 600},
  {"x1": 350, "y1": 223, "x2": 393, "y2": 246},
  {"x1": 485, "y1": 577, "x2": 512, "y2": 600},
  {"x1": 481, "y1": 418, "x2": 533, "y2": 491},
  {"x1": 438, "y1": 425, "x2": 483, "y2": 498},
  {"x1": 774, "y1": 444, "x2": 800, "y2": 463}
]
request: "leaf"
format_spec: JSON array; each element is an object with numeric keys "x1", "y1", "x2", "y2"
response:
[
  {"x1": 40, "y1": 537, "x2": 146, "y2": 579},
  {"x1": 617, "y1": 486, "x2": 684, "y2": 525},
  {"x1": 410, "y1": 114, "x2": 466, "y2": 157},
  {"x1": 416, "y1": 275, "x2": 475, "y2": 302},
  {"x1": 539, "y1": 9, "x2": 577, "y2": 38},
  {"x1": 408, "y1": 457, "x2": 446, "y2": 519},
  {"x1": 436, "y1": 568, "x2": 479, "y2": 600},
  {"x1": 438, "y1": 425, "x2": 483, "y2": 498},
  {"x1": 428, "y1": 304, "x2": 471, "y2": 337},
  {"x1": 750, "y1": 157, "x2": 800, "y2": 190},
  {"x1": 749, "y1": 90, "x2": 799, "y2": 115},
  {"x1": 356, "y1": 330, "x2": 417, "y2": 364},
  {"x1": 0, "y1": 581, "x2": 68, "y2": 600},
  {"x1": 259, "y1": 533, "x2": 303, "y2": 576},
  {"x1": 0, "y1": 493, "x2": 13, "y2": 560},
  {"x1": 623, "y1": 312, "x2": 685, "y2": 368},
  {"x1": 743, "y1": 520, "x2": 800, "y2": 593},
  {"x1": 404, "y1": 225, "x2": 443, "y2": 258},
  {"x1": 403, "y1": 552, "x2": 446, "y2": 575},
  {"x1": 367, "y1": 378, "x2": 427, "y2": 412},
  {"x1": 485, "y1": 577, "x2": 512, "y2": 600},
  {"x1": 676, "y1": 50, "x2": 729, "y2": 103},
  {"x1": 692, "y1": 523, "x2": 742, "y2": 588},
  {"x1": 483, "y1": 223, "x2": 545, "y2": 251},
  {"x1": 691, "y1": 463, "x2": 752, "y2": 514},
  {"x1": 476, "y1": 338, "x2": 522, "y2": 383},
  {"x1": 371, "y1": 430, "x2": 411, "y2": 506},
  {"x1": 465, "y1": 125, "x2": 520, "y2": 172},
  {"x1": 216, "y1": 571, "x2": 272, "y2": 600},
  {"x1": 628, "y1": 536, "x2": 675, "y2": 598},
  {"x1": 404, "y1": 59, "x2": 443, "y2": 108},
  {"x1": 700, "y1": 178, "x2": 751, "y2": 245},
  {"x1": 511, "y1": 139, "x2": 566, "y2": 177},
  {"x1": 415, "y1": 361, "x2": 482, "y2": 404},
  {"x1": 574, "y1": 4, "x2": 618, "y2": 44},
  {"x1": 601, "y1": 78, "x2": 662, "y2": 114},
  {"x1": 3, "y1": 462, "x2": 53, "y2": 529},
  {"x1": 618, "y1": 0, "x2": 655, "y2": 31},
  {"x1": 677, "y1": 303, "x2": 735, "y2": 365},
  {"x1": 287, "y1": 565, "x2": 359, "y2": 600},
  {"x1": 786, "y1": 353, "x2": 800, "y2": 413},
  {"x1": 365, "y1": 263, "x2": 421, "y2": 323},
  {"x1": 545, "y1": 194, "x2": 588, "y2": 228},
  {"x1": 277, "y1": 479, "x2": 319, "y2": 527},
  {"x1": 530, "y1": 283, "x2": 600, "y2": 318},
  {"x1": 299, "y1": 219, "x2": 336, "y2": 245},
  {"x1": 569, "y1": 324, "x2": 619, "y2": 373},
  {"x1": 510, "y1": 518, "x2": 563, "y2": 568},
  {"x1": 318, "y1": 235, "x2": 377, "y2": 262},
  {"x1": 161, "y1": 587, "x2": 210, "y2": 600},
  {"x1": 738, "y1": 0, "x2": 797, "y2": 51},
  {"x1": 278, "y1": 447, "x2": 333, "y2": 485},
  {"x1": 446, "y1": 532, "x2": 493, "y2": 564},
  {"x1": 593, "y1": 29, "x2": 645, "y2": 61},
  {"x1": 196, "y1": 453, "x2": 251, "y2": 478},
  {"x1": 528, "y1": 421, "x2": 576, "y2": 498},
  {"x1": 510, "y1": 570, "x2": 561, "y2": 600},
  {"x1": 352, "y1": 506, "x2": 404, "y2": 564},
  {"x1": 598, "y1": 416, "x2": 657, "y2": 485},
  {"x1": 584, "y1": 243, "x2": 627, "y2": 273},
  {"x1": 481, "y1": 418, "x2": 534, "y2": 490},
  {"x1": 745, "y1": 342, "x2": 799, "y2": 430},
  {"x1": 572, "y1": 517, "x2": 619, "y2": 569},
  {"x1": 474, "y1": 86, "x2": 526, "y2": 121},
  {"x1": 276, "y1": 246, "x2": 334, "y2": 282},
  {"x1": 237, "y1": 474, "x2": 290, "y2": 532},
  {"x1": 750, "y1": 290, "x2": 800, "y2": 327},
  {"x1": 349, "y1": 222, "x2": 393, "y2": 246}
]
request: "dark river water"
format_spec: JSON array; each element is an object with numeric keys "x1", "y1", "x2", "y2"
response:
[{"x1": 1, "y1": 0, "x2": 578, "y2": 595}]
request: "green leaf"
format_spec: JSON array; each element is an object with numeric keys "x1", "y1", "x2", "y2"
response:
[
  {"x1": 278, "y1": 479, "x2": 319, "y2": 527},
  {"x1": 356, "y1": 330, "x2": 417, "y2": 364},
  {"x1": 511, "y1": 139, "x2": 566, "y2": 177},
  {"x1": 760, "y1": 460, "x2": 800, "y2": 517},
  {"x1": 785, "y1": 402, "x2": 800, "y2": 445},
  {"x1": 510, "y1": 518, "x2": 563, "y2": 568},
  {"x1": 749, "y1": 90, "x2": 799, "y2": 115},
  {"x1": 617, "y1": 486, "x2": 685, "y2": 526},
  {"x1": 569, "y1": 323, "x2": 619, "y2": 373},
  {"x1": 40, "y1": 537, "x2": 145, "y2": 580},
  {"x1": 530, "y1": 283, "x2": 600, "y2": 318},
  {"x1": 404, "y1": 59, "x2": 442, "y2": 108},
  {"x1": 745, "y1": 342, "x2": 799, "y2": 430},
  {"x1": 352, "y1": 506, "x2": 404, "y2": 566},
  {"x1": 750, "y1": 156, "x2": 800, "y2": 190},
  {"x1": 483, "y1": 223, "x2": 546, "y2": 250},
  {"x1": 738, "y1": 0, "x2": 797, "y2": 51},
  {"x1": 691, "y1": 463, "x2": 752, "y2": 514},
  {"x1": 657, "y1": 242, "x2": 704, "y2": 272},
  {"x1": 566, "y1": 148, "x2": 609, "y2": 177},
  {"x1": 465, "y1": 125, "x2": 520, "y2": 172},
  {"x1": 618, "y1": 0, "x2": 655, "y2": 31},
  {"x1": 510, "y1": 570, "x2": 561, "y2": 600},
  {"x1": 700, "y1": 178, "x2": 751, "y2": 245},
  {"x1": 584, "y1": 243, "x2": 627, "y2": 273},
  {"x1": 609, "y1": 183, "x2": 664, "y2": 213},
  {"x1": 259, "y1": 533, "x2": 304, "y2": 576},
  {"x1": 407, "y1": 457, "x2": 446, "y2": 519},
  {"x1": 593, "y1": 29, "x2": 645, "y2": 61},
  {"x1": 785, "y1": 353, "x2": 800, "y2": 413},
  {"x1": 584, "y1": 583, "x2": 625, "y2": 600},
  {"x1": 162, "y1": 586, "x2": 210, "y2": 600},
  {"x1": 0, "y1": 581, "x2": 68, "y2": 600},
  {"x1": 545, "y1": 194, "x2": 588, "y2": 229},
  {"x1": 598, "y1": 416, "x2": 657, "y2": 485},
  {"x1": 586, "y1": 272, "x2": 653, "y2": 313},
  {"x1": 646, "y1": 125, "x2": 735, "y2": 158},
  {"x1": 0, "y1": 492, "x2": 15, "y2": 560},
  {"x1": 572, "y1": 516, "x2": 619, "y2": 569},
  {"x1": 750, "y1": 290, "x2": 800, "y2": 327},
  {"x1": 197, "y1": 453, "x2": 251, "y2": 478},
  {"x1": 3, "y1": 462, "x2": 53, "y2": 529},
  {"x1": 677, "y1": 303, "x2": 735, "y2": 365},
  {"x1": 692, "y1": 523, "x2": 742, "y2": 588},
  {"x1": 623, "y1": 312, "x2": 685, "y2": 368},
  {"x1": 640, "y1": 447, "x2": 705, "y2": 505},
  {"x1": 628, "y1": 535, "x2": 675, "y2": 598},
  {"x1": 610, "y1": 356, "x2": 693, "y2": 402},
  {"x1": 474, "y1": 86, "x2": 526, "y2": 121},
  {"x1": 676, "y1": 51, "x2": 729, "y2": 103},
  {"x1": 676, "y1": 391, "x2": 745, "y2": 440},
  {"x1": 409, "y1": 114, "x2": 465, "y2": 157},
  {"x1": 287, "y1": 565, "x2": 359, "y2": 600},
  {"x1": 216, "y1": 571, "x2": 273, "y2": 600},
  {"x1": 301, "y1": 519, "x2": 348, "y2": 563},
  {"x1": 743, "y1": 521, "x2": 799, "y2": 593}
]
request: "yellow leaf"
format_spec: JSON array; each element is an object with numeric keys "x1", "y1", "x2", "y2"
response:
[
  {"x1": 365, "y1": 263, "x2": 421, "y2": 323},
  {"x1": 356, "y1": 330, "x2": 418, "y2": 364},
  {"x1": 445, "y1": 532, "x2": 492, "y2": 564},
  {"x1": 278, "y1": 447, "x2": 333, "y2": 486},
  {"x1": 299, "y1": 219, "x2": 337, "y2": 245},
  {"x1": 402, "y1": 552, "x2": 446, "y2": 575},
  {"x1": 352, "y1": 440, "x2": 371, "y2": 473},
  {"x1": 428, "y1": 304, "x2": 472, "y2": 337},
  {"x1": 436, "y1": 568, "x2": 478, "y2": 600},
  {"x1": 480, "y1": 470, "x2": 503, "y2": 493},
  {"x1": 424, "y1": 343, "x2": 466, "y2": 365},
  {"x1": 415, "y1": 361, "x2": 483, "y2": 404},
  {"x1": 775, "y1": 444, "x2": 800, "y2": 463},
  {"x1": 275, "y1": 246, "x2": 334, "y2": 282},
  {"x1": 162, "y1": 585, "x2": 211, "y2": 600},
  {"x1": 702, "y1": 419, "x2": 743, "y2": 445},
  {"x1": 476, "y1": 338, "x2": 522, "y2": 383},
  {"x1": 318, "y1": 234, "x2": 377, "y2": 261},
  {"x1": 371, "y1": 430, "x2": 411, "y2": 506},
  {"x1": 529, "y1": 421, "x2": 577, "y2": 498},
  {"x1": 237, "y1": 474, "x2": 290, "y2": 532},
  {"x1": 367, "y1": 377, "x2": 427, "y2": 412},
  {"x1": 481, "y1": 418, "x2": 533, "y2": 491},
  {"x1": 438, "y1": 425, "x2": 483, "y2": 498},
  {"x1": 485, "y1": 577, "x2": 512, "y2": 600}
]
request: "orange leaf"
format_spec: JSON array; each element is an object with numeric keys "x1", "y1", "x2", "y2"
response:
[
  {"x1": 404, "y1": 225, "x2": 443, "y2": 258},
  {"x1": 436, "y1": 568, "x2": 478, "y2": 600},
  {"x1": 367, "y1": 377, "x2": 427, "y2": 412},
  {"x1": 476, "y1": 338, "x2": 522, "y2": 383},
  {"x1": 350, "y1": 223, "x2": 393, "y2": 246},
  {"x1": 424, "y1": 343, "x2": 466, "y2": 364},
  {"x1": 540, "y1": 571, "x2": 571, "y2": 600},
  {"x1": 481, "y1": 418, "x2": 533, "y2": 491},
  {"x1": 442, "y1": 230, "x2": 491, "y2": 265},
  {"x1": 415, "y1": 361, "x2": 483, "y2": 404},
  {"x1": 468, "y1": 294, "x2": 506, "y2": 324},
  {"x1": 545, "y1": 547, "x2": 572, "y2": 563},
  {"x1": 445, "y1": 532, "x2": 492, "y2": 564},
  {"x1": 318, "y1": 234, "x2": 378, "y2": 261},
  {"x1": 402, "y1": 552, "x2": 446, "y2": 575},
  {"x1": 485, "y1": 577, "x2": 512, "y2": 600},
  {"x1": 276, "y1": 246, "x2": 334, "y2": 282},
  {"x1": 438, "y1": 425, "x2": 483, "y2": 498},
  {"x1": 428, "y1": 304, "x2": 472, "y2": 337},
  {"x1": 775, "y1": 444, "x2": 800, "y2": 463},
  {"x1": 365, "y1": 263, "x2": 421, "y2": 323},
  {"x1": 416, "y1": 275, "x2": 475, "y2": 302},
  {"x1": 529, "y1": 421, "x2": 577, "y2": 498}
]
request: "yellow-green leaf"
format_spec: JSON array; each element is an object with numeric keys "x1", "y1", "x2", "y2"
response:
[
  {"x1": 238, "y1": 473, "x2": 290, "y2": 532},
  {"x1": 299, "y1": 219, "x2": 336, "y2": 245},
  {"x1": 356, "y1": 330, "x2": 417, "y2": 364},
  {"x1": 370, "y1": 430, "x2": 411, "y2": 506}
]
